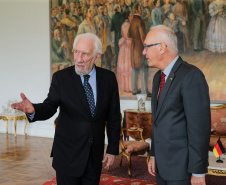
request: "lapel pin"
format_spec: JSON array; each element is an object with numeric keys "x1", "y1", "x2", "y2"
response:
[{"x1": 170, "y1": 78, "x2": 173, "y2": 81}]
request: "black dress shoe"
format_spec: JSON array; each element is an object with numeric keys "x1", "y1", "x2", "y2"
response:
[{"x1": 132, "y1": 90, "x2": 141, "y2": 95}]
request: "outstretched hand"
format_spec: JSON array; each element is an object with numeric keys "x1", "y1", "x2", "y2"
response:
[{"x1": 11, "y1": 93, "x2": 35, "y2": 114}]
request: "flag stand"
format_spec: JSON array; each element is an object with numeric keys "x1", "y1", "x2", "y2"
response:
[{"x1": 216, "y1": 156, "x2": 223, "y2": 163}]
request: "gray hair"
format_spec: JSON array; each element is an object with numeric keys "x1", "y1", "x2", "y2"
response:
[
  {"x1": 73, "y1": 33, "x2": 102, "y2": 56},
  {"x1": 150, "y1": 25, "x2": 178, "y2": 54}
]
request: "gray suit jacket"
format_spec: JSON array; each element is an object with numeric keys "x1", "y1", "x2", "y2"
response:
[{"x1": 150, "y1": 57, "x2": 211, "y2": 181}]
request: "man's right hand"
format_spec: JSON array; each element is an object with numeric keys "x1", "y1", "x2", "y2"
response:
[
  {"x1": 148, "y1": 157, "x2": 156, "y2": 176},
  {"x1": 11, "y1": 93, "x2": 35, "y2": 114}
]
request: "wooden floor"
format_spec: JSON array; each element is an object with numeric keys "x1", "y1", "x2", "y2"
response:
[{"x1": 0, "y1": 133, "x2": 55, "y2": 185}]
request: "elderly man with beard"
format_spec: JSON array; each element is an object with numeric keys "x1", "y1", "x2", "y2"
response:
[
  {"x1": 11, "y1": 33, "x2": 121, "y2": 185},
  {"x1": 52, "y1": 28, "x2": 68, "y2": 63}
]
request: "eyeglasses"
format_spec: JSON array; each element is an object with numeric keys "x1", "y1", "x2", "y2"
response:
[{"x1": 144, "y1": 43, "x2": 167, "y2": 51}]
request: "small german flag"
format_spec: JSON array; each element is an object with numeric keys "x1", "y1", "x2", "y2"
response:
[{"x1": 213, "y1": 137, "x2": 225, "y2": 158}]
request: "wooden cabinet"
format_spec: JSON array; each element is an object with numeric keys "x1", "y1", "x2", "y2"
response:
[{"x1": 123, "y1": 109, "x2": 153, "y2": 140}]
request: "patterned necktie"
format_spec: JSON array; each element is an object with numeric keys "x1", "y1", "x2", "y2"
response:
[
  {"x1": 157, "y1": 72, "x2": 166, "y2": 103},
  {"x1": 83, "y1": 75, "x2": 95, "y2": 117}
]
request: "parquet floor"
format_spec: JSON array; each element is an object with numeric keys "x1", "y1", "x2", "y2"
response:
[{"x1": 0, "y1": 133, "x2": 55, "y2": 185}]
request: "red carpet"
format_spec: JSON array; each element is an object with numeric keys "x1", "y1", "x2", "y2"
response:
[
  {"x1": 43, "y1": 156, "x2": 226, "y2": 185},
  {"x1": 102, "y1": 156, "x2": 226, "y2": 185},
  {"x1": 43, "y1": 174, "x2": 156, "y2": 185}
]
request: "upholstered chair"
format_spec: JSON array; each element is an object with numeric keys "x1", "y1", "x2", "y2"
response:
[
  {"x1": 209, "y1": 104, "x2": 226, "y2": 153},
  {"x1": 119, "y1": 126, "x2": 150, "y2": 176}
]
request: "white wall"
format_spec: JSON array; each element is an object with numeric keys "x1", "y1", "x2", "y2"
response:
[
  {"x1": 0, "y1": 0, "x2": 54, "y2": 137},
  {"x1": 0, "y1": 0, "x2": 221, "y2": 139}
]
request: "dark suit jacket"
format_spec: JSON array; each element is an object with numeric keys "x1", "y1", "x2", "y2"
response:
[
  {"x1": 27, "y1": 66, "x2": 121, "y2": 176},
  {"x1": 150, "y1": 57, "x2": 211, "y2": 181},
  {"x1": 128, "y1": 15, "x2": 146, "y2": 69}
]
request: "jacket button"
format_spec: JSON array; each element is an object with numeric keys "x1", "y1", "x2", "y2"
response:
[{"x1": 88, "y1": 138, "x2": 94, "y2": 143}]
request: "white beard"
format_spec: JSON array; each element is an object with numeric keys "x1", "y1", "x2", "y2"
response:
[{"x1": 74, "y1": 58, "x2": 95, "y2": 75}]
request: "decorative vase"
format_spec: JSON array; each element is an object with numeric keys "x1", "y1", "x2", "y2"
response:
[{"x1": 136, "y1": 94, "x2": 147, "y2": 111}]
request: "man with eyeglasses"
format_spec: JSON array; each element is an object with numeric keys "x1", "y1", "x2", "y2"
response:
[
  {"x1": 143, "y1": 25, "x2": 211, "y2": 185},
  {"x1": 11, "y1": 33, "x2": 121, "y2": 185}
]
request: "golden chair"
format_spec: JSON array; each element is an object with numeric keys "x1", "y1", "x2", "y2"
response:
[{"x1": 119, "y1": 126, "x2": 150, "y2": 176}]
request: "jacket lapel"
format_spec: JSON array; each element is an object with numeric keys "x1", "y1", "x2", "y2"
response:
[
  {"x1": 154, "y1": 57, "x2": 183, "y2": 124},
  {"x1": 151, "y1": 70, "x2": 161, "y2": 121},
  {"x1": 71, "y1": 66, "x2": 92, "y2": 118},
  {"x1": 94, "y1": 67, "x2": 104, "y2": 118}
]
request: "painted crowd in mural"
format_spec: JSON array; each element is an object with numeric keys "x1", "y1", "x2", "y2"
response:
[{"x1": 51, "y1": 0, "x2": 226, "y2": 98}]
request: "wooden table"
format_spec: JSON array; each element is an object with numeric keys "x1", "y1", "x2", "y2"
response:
[
  {"x1": 207, "y1": 155, "x2": 226, "y2": 176},
  {"x1": 123, "y1": 109, "x2": 153, "y2": 140},
  {"x1": 0, "y1": 113, "x2": 28, "y2": 137}
]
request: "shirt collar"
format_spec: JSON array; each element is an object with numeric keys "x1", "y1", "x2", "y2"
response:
[
  {"x1": 162, "y1": 56, "x2": 179, "y2": 80},
  {"x1": 82, "y1": 65, "x2": 96, "y2": 78}
]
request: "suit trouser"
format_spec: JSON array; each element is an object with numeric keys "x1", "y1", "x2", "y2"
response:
[
  {"x1": 193, "y1": 14, "x2": 205, "y2": 50},
  {"x1": 56, "y1": 146, "x2": 101, "y2": 185},
  {"x1": 132, "y1": 67, "x2": 145, "y2": 94},
  {"x1": 156, "y1": 163, "x2": 191, "y2": 185},
  {"x1": 156, "y1": 173, "x2": 191, "y2": 185}
]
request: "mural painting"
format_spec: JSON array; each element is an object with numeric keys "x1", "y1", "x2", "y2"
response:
[{"x1": 50, "y1": 0, "x2": 226, "y2": 103}]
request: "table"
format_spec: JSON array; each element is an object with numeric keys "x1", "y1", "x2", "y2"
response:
[
  {"x1": 123, "y1": 109, "x2": 153, "y2": 140},
  {"x1": 0, "y1": 113, "x2": 28, "y2": 137},
  {"x1": 208, "y1": 155, "x2": 226, "y2": 176}
]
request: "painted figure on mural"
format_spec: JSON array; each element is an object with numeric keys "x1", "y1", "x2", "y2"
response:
[
  {"x1": 191, "y1": 0, "x2": 206, "y2": 51},
  {"x1": 52, "y1": 29, "x2": 68, "y2": 63},
  {"x1": 117, "y1": 11, "x2": 133, "y2": 93},
  {"x1": 72, "y1": 7, "x2": 84, "y2": 25},
  {"x1": 94, "y1": 5, "x2": 108, "y2": 68},
  {"x1": 125, "y1": 0, "x2": 133, "y2": 12},
  {"x1": 163, "y1": 12, "x2": 186, "y2": 53},
  {"x1": 205, "y1": 0, "x2": 226, "y2": 53},
  {"x1": 151, "y1": 0, "x2": 164, "y2": 27},
  {"x1": 111, "y1": 4, "x2": 124, "y2": 69},
  {"x1": 51, "y1": 9, "x2": 60, "y2": 30},
  {"x1": 141, "y1": 0, "x2": 152, "y2": 31},
  {"x1": 129, "y1": 3, "x2": 147, "y2": 95},
  {"x1": 162, "y1": 0, "x2": 173, "y2": 18},
  {"x1": 107, "y1": 2, "x2": 115, "y2": 18},
  {"x1": 61, "y1": 8, "x2": 77, "y2": 59},
  {"x1": 90, "y1": 0, "x2": 97, "y2": 16},
  {"x1": 77, "y1": 8, "x2": 98, "y2": 35},
  {"x1": 172, "y1": 0, "x2": 190, "y2": 49},
  {"x1": 56, "y1": 6, "x2": 64, "y2": 21},
  {"x1": 102, "y1": 5, "x2": 114, "y2": 70}
]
